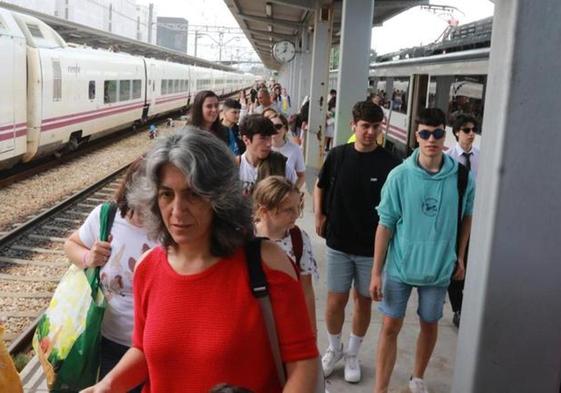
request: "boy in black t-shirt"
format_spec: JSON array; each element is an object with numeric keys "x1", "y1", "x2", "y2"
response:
[{"x1": 314, "y1": 101, "x2": 399, "y2": 383}]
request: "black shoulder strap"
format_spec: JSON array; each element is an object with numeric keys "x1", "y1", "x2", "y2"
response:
[
  {"x1": 289, "y1": 226, "x2": 304, "y2": 269},
  {"x1": 245, "y1": 237, "x2": 268, "y2": 298},
  {"x1": 244, "y1": 238, "x2": 287, "y2": 385},
  {"x1": 456, "y1": 163, "x2": 469, "y2": 253},
  {"x1": 324, "y1": 144, "x2": 348, "y2": 215}
]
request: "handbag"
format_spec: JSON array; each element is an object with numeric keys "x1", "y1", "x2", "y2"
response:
[
  {"x1": 245, "y1": 238, "x2": 325, "y2": 393},
  {"x1": 32, "y1": 202, "x2": 117, "y2": 392}
]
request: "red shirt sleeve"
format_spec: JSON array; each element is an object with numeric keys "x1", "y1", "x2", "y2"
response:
[{"x1": 264, "y1": 265, "x2": 319, "y2": 363}]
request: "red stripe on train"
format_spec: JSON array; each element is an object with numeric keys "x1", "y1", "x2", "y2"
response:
[{"x1": 41, "y1": 104, "x2": 144, "y2": 132}]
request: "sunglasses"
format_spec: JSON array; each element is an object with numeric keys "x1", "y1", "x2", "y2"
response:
[
  {"x1": 417, "y1": 128, "x2": 445, "y2": 140},
  {"x1": 460, "y1": 126, "x2": 476, "y2": 133},
  {"x1": 273, "y1": 124, "x2": 284, "y2": 130}
]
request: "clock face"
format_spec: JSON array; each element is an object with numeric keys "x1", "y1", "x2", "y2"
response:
[{"x1": 273, "y1": 41, "x2": 296, "y2": 63}]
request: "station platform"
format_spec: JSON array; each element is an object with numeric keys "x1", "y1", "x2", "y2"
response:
[{"x1": 19, "y1": 167, "x2": 458, "y2": 393}]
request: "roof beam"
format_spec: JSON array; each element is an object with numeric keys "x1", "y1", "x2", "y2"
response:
[
  {"x1": 238, "y1": 12, "x2": 303, "y2": 29},
  {"x1": 248, "y1": 28, "x2": 298, "y2": 41},
  {"x1": 266, "y1": 0, "x2": 315, "y2": 10}
]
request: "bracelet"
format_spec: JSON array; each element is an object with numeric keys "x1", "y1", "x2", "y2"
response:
[{"x1": 81, "y1": 250, "x2": 90, "y2": 269}]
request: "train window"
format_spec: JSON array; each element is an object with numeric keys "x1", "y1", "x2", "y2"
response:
[
  {"x1": 104, "y1": 80, "x2": 117, "y2": 104},
  {"x1": 161, "y1": 80, "x2": 167, "y2": 95},
  {"x1": 167, "y1": 80, "x2": 173, "y2": 94},
  {"x1": 27, "y1": 23, "x2": 44, "y2": 38},
  {"x1": 119, "y1": 80, "x2": 131, "y2": 101},
  {"x1": 52, "y1": 60, "x2": 62, "y2": 102},
  {"x1": 132, "y1": 80, "x2": 142, "y2": 99},
  {"x1": 447, "y1": 75, "x2": 486, "y2": 131},
  {"x1": 174, "y1": 80, "x2": 179, "y2": 93},
  {"x1": 390, "y1": 78, "x2": 409, "y2": 114},
  {"x1": 88, "y1": 81, "x2": 95, "y2": 100}
]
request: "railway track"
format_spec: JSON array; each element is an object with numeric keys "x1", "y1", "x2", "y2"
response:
[{"x1": 1, "y1": 162, "x2": 132, "y2": 359}]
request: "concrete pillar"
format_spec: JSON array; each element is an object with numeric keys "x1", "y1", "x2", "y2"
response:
[
  {"x1": 298, "y1": 30, "x2": 312, "y2": 109},
  {"x1": 334, "y1": 0, "x2": 375, "y2": 146},
  {"x1": 452, "y1": 1, "x2": 561, "y2": 392},
  {"x1": 306, "y1": 5, "x2": 333, "y2": 168}
]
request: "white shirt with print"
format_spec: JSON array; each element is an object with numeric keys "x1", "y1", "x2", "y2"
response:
[
  {"x1": 273, "y1": 228, "x2": 319, "y2": 279},
  {"x1": 79, "y1": 205, "x2": 157, "y2": 346},
  {"x1": 239, "y1": 152, "x2": 297, "y2": 194}
]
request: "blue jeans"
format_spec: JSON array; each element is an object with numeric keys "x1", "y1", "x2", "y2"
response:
[
  {"x1": 378, "y1": 274, "x2": 448, "y2": 323},
  {"x1": 326, "y1": 246, "x2": 373, "y2": 298}
]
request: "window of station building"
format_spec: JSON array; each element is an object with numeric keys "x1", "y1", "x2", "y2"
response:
[
  {"x1": 52, "y1": 60, "x2": 62, "y2": 102},
  {"x1": 447, "y1": 75, "x2": 486, "y2": 132},
  {"x1": 132, "y1": 80, "x2": 142, "y2": 99},
  {"x1": 88, "y1": 81, "x2": 95, "y2": 100},
  {"x1": 390, "y1": 78, "x2": 409, "y2": 114},
  {"x1": 119, "y1": 80, "x2": 131, "y2": 101},
  {"x1": 104, "y1": 80, "x2": 117, "y2": 104},
  {"x1": 27, "y1": 23, "x2": 44, "y2": 38}
]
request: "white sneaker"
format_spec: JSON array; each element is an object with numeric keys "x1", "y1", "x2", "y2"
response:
[
  {"x1": 321, "y1": 344, "x2": 343, "y2": 377},
  {"x1": 409, "y1": 377, "x2": 429, "y2": 393},
  {"x1": 344, "y1": 353, "x2": 361, "y2": 383}
]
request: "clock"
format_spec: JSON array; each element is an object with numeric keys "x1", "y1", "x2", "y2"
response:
[{"x1": 272, "y1": 40, "x2": 296, "y2": 63}]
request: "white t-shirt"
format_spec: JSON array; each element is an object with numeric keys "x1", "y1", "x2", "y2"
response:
[
  {"x1": 273, "y1": 141, "x2": 305, "y2": 175},
  {"x1": 273, "y1": 228, "x2": 319, "y2": 279},
  {"x1": 239, "y1": 153, "x2": 297, "y2": 194},
  {"x1": 79, "y1": 205, "x2": 157, "y2": 346}
]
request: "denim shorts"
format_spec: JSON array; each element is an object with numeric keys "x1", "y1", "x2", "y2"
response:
[
  {"x1": 326, "y1": 246, "x2": 373, "y2": 298},
  {"x1": 378, "y1": 274, "x2": 447, "y2": 323}
]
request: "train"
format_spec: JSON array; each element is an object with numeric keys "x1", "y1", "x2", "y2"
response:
[
  {"x1": 329, "y1": 48, "x2": 489, "y2": 158},
  {"x1": 0, "y1": 6, "x2": 254, "y2": 170}
]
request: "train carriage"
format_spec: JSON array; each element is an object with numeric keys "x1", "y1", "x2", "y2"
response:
[
  {"x1": 0, "y1": 8, "x2": 27, "y2": 169},
  {"x1": 0, "y1": 6, "x2": 253, "y2": 170}
]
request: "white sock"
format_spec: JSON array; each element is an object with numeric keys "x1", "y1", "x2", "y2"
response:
[
  {"x1": 347, "y1": 333, "x2": 364, "y2": 356},
  {"x1": 327, "y1": 333, "x2": 342, "y2": 351}
]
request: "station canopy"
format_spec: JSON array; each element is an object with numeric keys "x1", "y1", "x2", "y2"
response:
[{"x1": 224, "y1": 0, "x2": 429, "y2": 70}]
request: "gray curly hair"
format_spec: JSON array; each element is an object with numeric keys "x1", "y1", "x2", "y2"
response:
[{"x1": 129, "y1": 129, "x2": 253, "y2": 257}]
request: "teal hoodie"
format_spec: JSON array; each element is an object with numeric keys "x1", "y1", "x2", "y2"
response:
[{"x1": 376, "y1": 148, "x2": 475, "y2": 287}]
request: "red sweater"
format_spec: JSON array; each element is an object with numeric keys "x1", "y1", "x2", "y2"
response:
[{"x1": 132, "y1": 246, "x2": 318, "y2": 393}]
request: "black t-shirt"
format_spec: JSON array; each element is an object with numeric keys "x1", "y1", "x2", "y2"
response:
[{"x1": 317, "y1": 143, "x2": 400, "y2": 256}]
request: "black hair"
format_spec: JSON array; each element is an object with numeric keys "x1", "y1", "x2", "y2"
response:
[
  {"x1": 415, "y1": 107, "x2": 446, "y2": 128},
  {"x1": 223, "y1": 98, "x2": 241, "y2": 110},
  {"x1": 352, "y1": 100, "x2": 383, "y2": 123},
  {"x1": 452, "y1": 114, "x2": 477, "y2": 133},
  {"x1": 329, "y1": 89, "x2": 337, "y2": 95},
  {"x1": 239, "y1": 114, "x2": 275, "y2": 140}
]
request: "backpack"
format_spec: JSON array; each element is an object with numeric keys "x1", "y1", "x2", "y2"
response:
[{"x1": 288, "y1": 226, "x2": 304, "y2": 270}]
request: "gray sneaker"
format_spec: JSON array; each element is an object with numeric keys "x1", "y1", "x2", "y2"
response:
[{"x1": 321, "y1": 344, "x2": 344, "y2": 377}]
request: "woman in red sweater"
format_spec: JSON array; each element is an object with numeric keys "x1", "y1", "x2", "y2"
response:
[{"x1": 81, "y1": 131, "x2": 319, "y2": 393}]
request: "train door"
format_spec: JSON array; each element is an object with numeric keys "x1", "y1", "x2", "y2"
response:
[
  {"x1": 0, "y1": 23, "x2": 16, "y2": 155},
  {"x1": 406, "y1": 73, "x2": 429, "y2": 154}
]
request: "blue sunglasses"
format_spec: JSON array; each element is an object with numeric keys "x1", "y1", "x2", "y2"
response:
[{"x1": 417, "y1": 128, "x2": 446, "y2": 140}]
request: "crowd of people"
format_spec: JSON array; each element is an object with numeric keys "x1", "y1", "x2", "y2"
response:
[{"x1": 67, "y1": 81, "x2": 480, "y2": 393}]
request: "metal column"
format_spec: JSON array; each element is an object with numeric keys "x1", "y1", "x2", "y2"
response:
[
  {"x1": 453, "y1": 1, "x2": 561, "y2": 392},
  {"x1": 306, "y1": 5, "x2": 333, "y2": 168},
  {"x1": 334, "y1": 0, "x2": 375, "y2": 146},
  {"x1": 298, "y1": 30, "x2": 312, "y2": 110}
]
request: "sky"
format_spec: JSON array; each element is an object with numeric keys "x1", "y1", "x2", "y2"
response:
[{"x1": 140, "y1": 0, "x2": 494, "y2": 65}]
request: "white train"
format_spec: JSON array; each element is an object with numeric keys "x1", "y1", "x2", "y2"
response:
[
  {"x1": 330, "y1": 48, "x2": 489, "y2": 158},
  {"x1": 0, "y1": 7, "x2": 253, "y2": 170}
]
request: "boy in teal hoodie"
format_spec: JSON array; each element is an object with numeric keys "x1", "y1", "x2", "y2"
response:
[{"x1": 370, "y1": 108, "x2": 475, "y2": 393}]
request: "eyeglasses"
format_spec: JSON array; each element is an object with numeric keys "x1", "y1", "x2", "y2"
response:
[
  {"x1": 460, "y1": 126, "x2": 476, "y2": 133},
  {"x1": 417, "y1": 128, "x2": 446, "y2": 140},
  {"x1": 273, "y1": 124, "x2": 284, "y2": 131}
]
